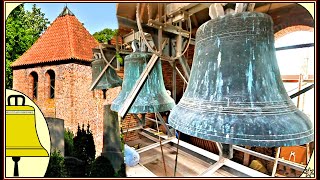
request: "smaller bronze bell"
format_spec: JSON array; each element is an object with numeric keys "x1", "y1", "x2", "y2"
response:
[
  {"x1": 91, "y1": 58, "x2": 122, "y2": 90},
  {"x1": 111, "y1": 52, "x2": 175, "y2": 113}
]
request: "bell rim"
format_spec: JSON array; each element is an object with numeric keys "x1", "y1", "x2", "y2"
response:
[{"x1": 168, "y1": 105, "x2": 314, "y2": 147}]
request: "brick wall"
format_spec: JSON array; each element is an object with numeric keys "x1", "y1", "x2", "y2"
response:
[
  {"x1": 269, "y1": 4, "x2": 314, "y2": 35},
  {"x1": 12, "y1": 63, "x2": 121, "y2": 156},
  {"x1": 274, "y1": 25, "x2": 314, "y2": 40}
]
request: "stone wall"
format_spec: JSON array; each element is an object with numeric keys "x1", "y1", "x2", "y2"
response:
[{"x1": 46, "y1": 117, "x2": 65, "y2": 156}]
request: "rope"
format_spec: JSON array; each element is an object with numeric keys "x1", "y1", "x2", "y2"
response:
[
  {"x1": 141, "y1": 51, "x2": 168, "y2": 176},
  {"x1": 174, "y1": 131, "x2": 181, "y2": 177},
  {"x1": 155, "y1": 113, "x2": 168, "y2": 176}
]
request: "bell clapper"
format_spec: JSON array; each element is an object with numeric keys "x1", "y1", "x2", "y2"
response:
[{"x1": 12, "y1": 157, "x2": 21, "y2": 176}]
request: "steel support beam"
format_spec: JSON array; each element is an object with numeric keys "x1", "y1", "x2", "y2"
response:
[{"x1": 276, "y1": 43, "x2": 314, "y2": 51}]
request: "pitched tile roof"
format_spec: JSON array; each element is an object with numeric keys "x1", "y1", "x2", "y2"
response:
[{"x1": 11, "y1": 7, "x2": 99, "y2": 67}]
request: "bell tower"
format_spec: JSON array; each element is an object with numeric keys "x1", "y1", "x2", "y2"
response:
[{"x1": 11, "y1": 6, "x2": 109, "y2": 155}]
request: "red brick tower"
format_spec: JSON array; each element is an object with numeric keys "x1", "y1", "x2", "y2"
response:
[{"x1": 11, "y1": 7, "x2": 107, "y2": 155}]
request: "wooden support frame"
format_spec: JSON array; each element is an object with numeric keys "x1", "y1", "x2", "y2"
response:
[
  {"x1": 120, "y1": 3, "x2": 313, "y2": 177},
  {"x1": 136, "y1": 128, "x2": 306, "y2": 177},
  {"x1": 198, "y1": 158, "x2": 226, "y2": 176},
  {"x1": 172, "y1": 60, "x2": 177, "y2": 101},
  {"x1": 233, "y1": 145, "x2": 306, "y2": 172},
  {"x1": 155, "y1": 112, "x2": 173, "y2": 137},
  {"x1": 139, "y1": 128, "x2": 267, "y2": 177},
  {"x1": 117, "y1": 54, "x2": 158, "y2": 117},
  {"x1": 169, "y1": 138, "x2": 269, "y2": 177},
  {"x1": 271, "y1": 147, "x2": 281, "y2": 177},
  {"x1": 89, "y1": 55, "x2": 116, "y2": 91},
  {"x1": 178, "y1": 56, "x2": 191, "y2": 81},
  {"x1": 137, "y1": 132, "x2": 174, "y2": 154},
  {"x1": 118, "y1": 40, "x2": 168, "y2": 118}
]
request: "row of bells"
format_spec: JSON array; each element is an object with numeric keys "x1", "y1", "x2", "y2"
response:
[{"x1": 91, "y1": 12, "x2": 313, "y2": 147}]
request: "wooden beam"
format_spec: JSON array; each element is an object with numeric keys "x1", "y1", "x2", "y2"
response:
[
  {"x1": 89, "y1": 55, "x2": 116, "y2": 91},
  {"x1": 126, "y1": 163, "x2": 157, "y2": 177},
  {"x1": 187, "y1": 4, "x2": 211, "y2": 15},
  {"x1": 170, "y1": 139, "x2": 269, "y2": 177},
  {"x1": 123, "y1": 125, "x2": 143, "y2": 133},
  {"x1": 191, "y1": 14, "x2": 199, "y2": 27},
  {"x1": 148, "y1": 19, "x2": 190, "y2": 38},
  {"x1": 123, "y1": 31, "x2": 153, "y2": 44},
  {"x1": 178, "y1": 56, "x2": 191, "y2": 81},
  {"x1": 198, "y1": 158, "x2": 226, "y2": 176},
  {"x1": 243, "y1": 146, "x2": 251, "y2": 166},
  {"x1": 137, "y1": 132, "x2": 174, "y2": 153},
  {"x1": 271, "y1": 147, "x2": 281, "y2": 177},
  {"x1": 118, "y1": 52, "x2": 159, "y2": 118},
  {"x1": 166, "y1": 3, "x2": 199, "y2": 15},
  {"x1": 306, "y1": 143, "x2": 311, "y2": 163},
  {"x1": 140, "y1": 3, "x2": 147, "y2": 23},
  {"x1": 254, "y1": 3, "x2": 294, "y2": 12},
  {"x1": 155, "y1": 112, "x2": 173, "y2": 137},
  {"x1": 233, "y1": 145, "x2": 306, "y2": 172},
  {"x1": 172, "y1": 60, "x2": 177, "y2": 102}
]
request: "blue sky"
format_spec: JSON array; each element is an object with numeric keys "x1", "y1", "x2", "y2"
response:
[{"x1": 24, "y1": 3, "x2": 118, "y2": 34}]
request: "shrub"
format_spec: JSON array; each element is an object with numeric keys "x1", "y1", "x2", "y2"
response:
[
  {"x1": 73, "y1": 124, "x2": 96, "y2": 164},
  {"x1": 89, "y1": 156, "x2": 115, "y2": 177},
  {"x1": 73, "y1": 123, "x2": 96, "y2": 176},
  {"x1": 115, "y1": 163, "x2": 127, "y2": 177},
  {"x1": 64, "y1": 129, "x2": 74, "y2": 156},
  {"x1": 45, "y1": 150, "x2": 68, "y2": 177}
]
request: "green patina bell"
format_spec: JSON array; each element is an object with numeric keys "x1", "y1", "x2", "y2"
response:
[
  {"x1": 169, "y1": 12, "x2": 314, "y2": 147},
  {"x1": 91, "y1": 58, "x2": 122, "y2": 90},
  {"x1": 111, "y1": 52, "x2": 175, "y2": 113}
]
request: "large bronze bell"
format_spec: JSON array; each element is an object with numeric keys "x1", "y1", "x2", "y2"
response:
[
  {"x1": 168, "y1": 12, "x2": 314, "y2": 147},
  {"x1": 91, "y1": 58, "x2": 122, "y2": 90},
  {"x1": 111, "y1": 52, "x2": 175, "y2": 113}
]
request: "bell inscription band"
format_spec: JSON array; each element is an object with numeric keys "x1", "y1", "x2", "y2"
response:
[
  {"x1": 169, "y1": 12, "x2": 314, "y2": 147},
  {"x1": 111, "y1": 52, "x2": 175, "y2": 113}
]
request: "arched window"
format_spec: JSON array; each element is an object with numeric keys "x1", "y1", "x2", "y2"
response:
[
  {"x1": 47, "y1": 70, "x2": 55, "y2": 99},
  {"x1": 30, "y1": 72, "x2": 38, "y2": 99}
]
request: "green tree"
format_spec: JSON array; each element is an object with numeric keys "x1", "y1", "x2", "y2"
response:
[
  {"x1": 93, "y1": 28, "x2": 118, "y2": 43},
  {"x1": 5, "y1": 4, "x2": 50, "y2": 89},
  {"x1": 45, "y1": 150, "x2": 68, "y2": 177},
  {"x1": 73, "y1": 123, "x2": 96, "y2": 176},
  {"x1": 89, "y1": 156, "x2": 115, "y2": 177},
  {"x1": 64, "y1": 129, "x2": 74, "y2": 156}
]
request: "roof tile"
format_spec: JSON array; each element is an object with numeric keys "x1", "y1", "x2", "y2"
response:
[{"x1": 11, "y1": 13, "x2": 99, "y2": 67}]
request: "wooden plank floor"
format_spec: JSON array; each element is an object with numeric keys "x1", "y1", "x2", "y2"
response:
[{"x1": 126, "y1": 136, "x2": 239, "y2": 177}]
